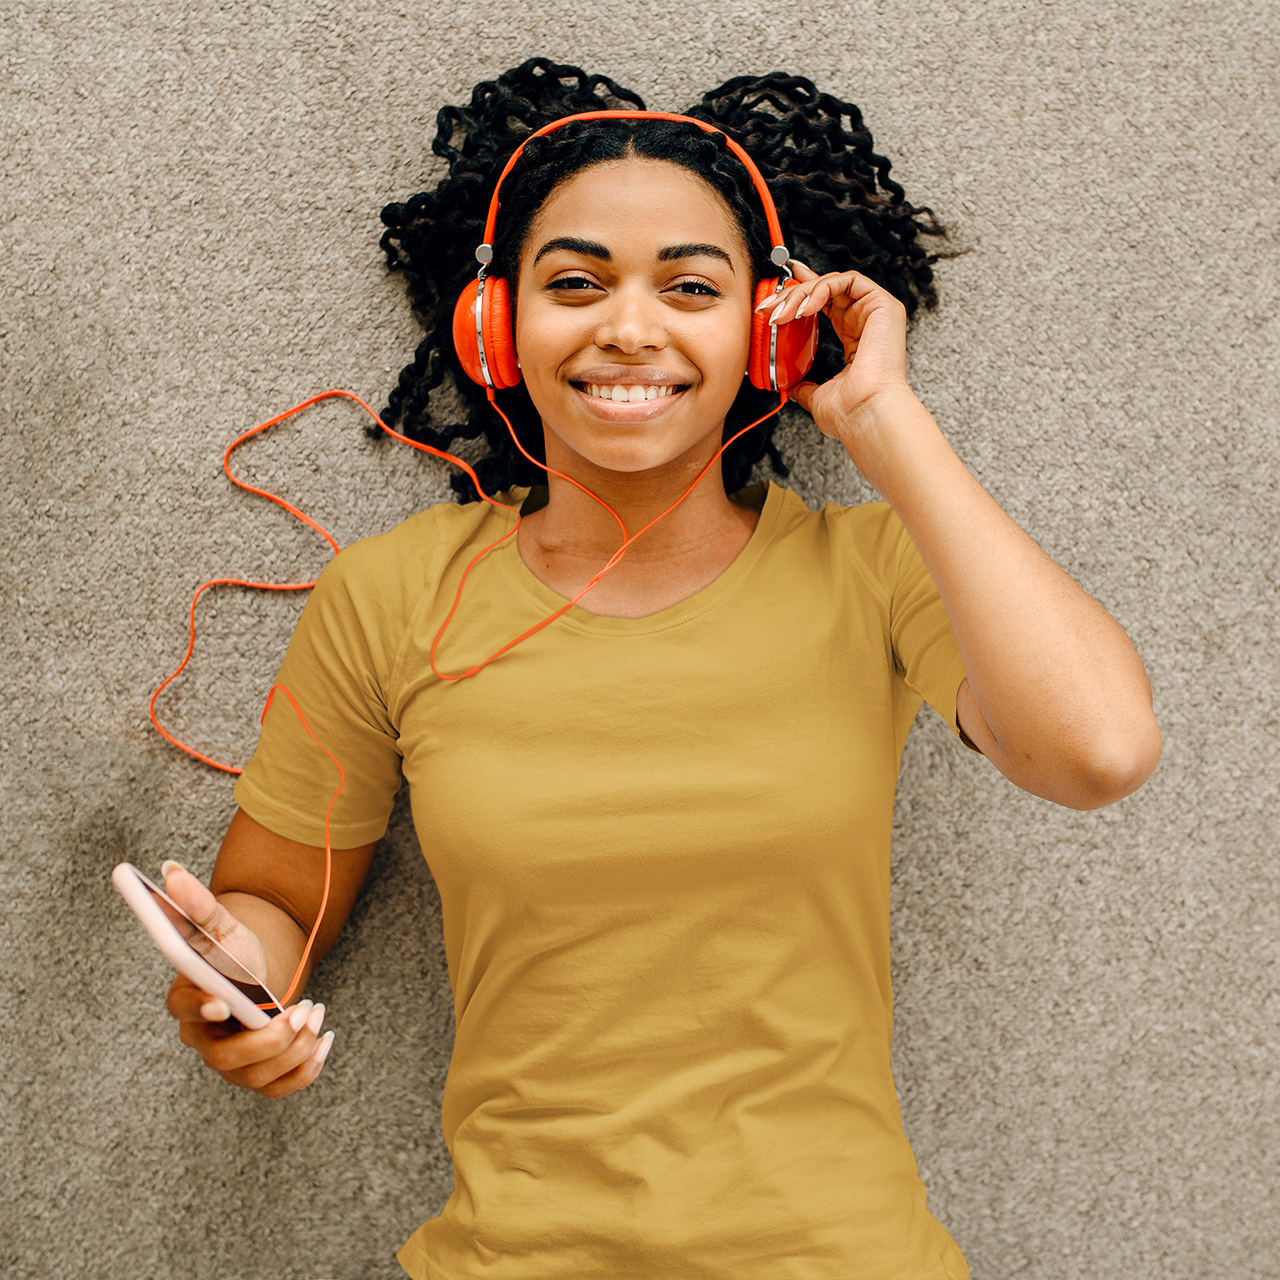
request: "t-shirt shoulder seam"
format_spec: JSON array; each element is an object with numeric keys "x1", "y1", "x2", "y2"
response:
[
  {"x1": 820, "y1": 498, "x2": 897, "y2": 614},
  {"x1": 318, "y1": 503, "x2": 478, "y2": 720},
  {"x1": 383, "y1": 499, "x2": 516, "y2": 693}
]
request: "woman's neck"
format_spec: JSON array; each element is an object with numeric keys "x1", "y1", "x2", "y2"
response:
[{"x1": 515, "y1": 452, "x2": 762, "y2": 619}]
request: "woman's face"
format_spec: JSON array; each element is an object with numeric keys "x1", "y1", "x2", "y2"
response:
[{"x1": 514, "y1": 158, "x2": 755, "y2": 480}]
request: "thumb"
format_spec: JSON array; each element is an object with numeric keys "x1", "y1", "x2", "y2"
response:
[
  {"x1": 160, "y1": 859, "x2": 267, "y2": 983},
  {"x1": 161, "y1": 859, "x2": 235, "y2": 939},
  {"x1": 788, "y1": 380, "x2": 820, "y2": 415}
]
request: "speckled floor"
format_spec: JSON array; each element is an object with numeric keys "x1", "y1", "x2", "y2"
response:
[{"x1": 2, "y1": 4, "x2": 1277, "y2": 1277}]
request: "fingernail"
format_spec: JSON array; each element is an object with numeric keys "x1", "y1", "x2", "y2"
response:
[
  {"x1": 160, "y1": 859, "x2": 186, "y2": 880},
  {"x1": 794, "y1": 298, "x2": 811, "y2": 318},
  {"x1": 202, "y1": 999, "x2": 230, "y2": 1022},
  {"x1": 306, "y1": 1003, "x2": 326, "y2": 1036},
  {"x1": 313, "y1": 1031, "x2": 335, "y2": 1067},
  {"x1": 288, "y1": 1000, "x2": 314, "y2": 1032}
]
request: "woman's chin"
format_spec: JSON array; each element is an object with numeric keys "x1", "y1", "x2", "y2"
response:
[{"x1": 558, "y1": 448, "x2": 693, "y2": 480}]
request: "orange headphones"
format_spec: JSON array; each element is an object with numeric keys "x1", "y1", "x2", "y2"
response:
[{"x1": 451, "y1": 110, "x2": 819, "y2": 395}]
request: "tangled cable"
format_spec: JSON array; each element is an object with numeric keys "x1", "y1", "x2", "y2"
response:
[{"x1": 149, "y1": 384, "x2": 787, "y2": 775}]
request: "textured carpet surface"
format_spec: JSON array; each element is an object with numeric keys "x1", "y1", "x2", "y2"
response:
[{"x1": 2, "y1": 2, "x2": 1277, "y2": 1277}]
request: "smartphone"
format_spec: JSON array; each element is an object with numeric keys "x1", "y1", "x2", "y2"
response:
[{"x1": 111, "y1": 862, "x2": 285, "y2": 1029}]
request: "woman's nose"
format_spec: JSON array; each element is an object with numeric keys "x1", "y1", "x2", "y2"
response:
[{"x1": 593, "y1": 284, "x2": 667, "y2": 353}]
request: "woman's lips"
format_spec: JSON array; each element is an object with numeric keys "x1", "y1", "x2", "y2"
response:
[{"x1": 571, "y1": 381, "x2": 689, "y2": 420}]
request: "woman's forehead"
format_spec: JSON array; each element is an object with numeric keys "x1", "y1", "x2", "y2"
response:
[{"x1": 526, "y1": 158, "x2": 749, "y2": 263}]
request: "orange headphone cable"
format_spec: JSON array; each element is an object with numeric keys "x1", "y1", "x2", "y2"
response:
[
  {"x1": 149, "y1": 386, "x2": 787, "y2": 1009},
  {"x1": 150, "y1": 387, "x2": 788, "y2": 759}
]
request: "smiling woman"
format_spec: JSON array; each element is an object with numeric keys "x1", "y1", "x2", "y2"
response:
[
  {"x1": 377, "y1": 63, "x2": 947, "y2": 499},
  {"x1": 157, "y1": 57, "x2": 1162, "y2": 1280},
  {"x1": 511, "y1": 158, "x2": 763, "y2": 615},
  {"x1": 519, "y1": 162, "x2": 752, "y2": 462}
]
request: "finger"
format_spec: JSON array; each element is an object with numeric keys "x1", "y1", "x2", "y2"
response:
[
  {"x1": 174, "y1": 990, "x2": 281, "y2": 1051},
  {"x1": 224, "y1": 1006, "x2": 329, "y2": 1093},
  {"x1": 788, "y1": 380, "x2": 820, "y2": 414},
  {"x1": 166, "y1": 973, "x2": 231, "y2": 1024},
  {"x1": 765, "y1": 283, "x2": 818, "y2": 326},
  {"x1": 794, "y1": 270, "x2": 873, "y2": 319},
  {"x1": 755, "y1": 277, "x2": 817, "y2": 317},
  {"x1": 203, "y1": 1000, "x2": 322, "y2": 1074},
  {"x1": 160, "y1": 860, "x2": 236, "y2": 939},
  {"x1": 792, "y1": 283, "x2": 833, "y2": 320},
  {"x1": 787, "y1": 258, "x2": 821, "y2": 282},
  {"x1": 178, "y1": 1014, "x2": 242, "y2": 1052},
  {"x1": 255, "y1": 1031, "x2": 336, "y2": 1100},
  {"x1": 768, "y1": 271, "x2": 863, "y2": 325}
]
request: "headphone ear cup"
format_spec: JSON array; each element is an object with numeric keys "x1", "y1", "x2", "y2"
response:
[
  {"x1": 748, "y1": 278, "x2": 819, "y2": 392},
  {"x1": 481, "y1": 277, "x2": 521, "y2": 389},
  {"x1": 452, "y1": 278, "x2": 486, "y2": 386},
  {"x1": 452, "y1": 277, "x2": 522, "y2": 389},
  {"x1": 747, "y1": 279, "x2": 778, "y2": 391}
]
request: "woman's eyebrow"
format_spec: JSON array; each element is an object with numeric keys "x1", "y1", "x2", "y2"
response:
[
  {"x1": 658, "y1": 243, "x2": 735, "y2": 271},
  {"x1": 531, "y1": 238, "x2": 735, "y2": 271},
  {"x1": 533, "y1": 236, "x2": 611, "y2": 265}
]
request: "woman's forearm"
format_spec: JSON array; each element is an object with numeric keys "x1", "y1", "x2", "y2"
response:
[{"x1": 837, "y1": 387, "x2": 1162, "y2": 809}]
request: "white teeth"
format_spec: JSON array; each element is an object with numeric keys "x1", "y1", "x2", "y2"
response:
[{"x1": 584, "y1": 384, "x2": 678, "y2": 400}]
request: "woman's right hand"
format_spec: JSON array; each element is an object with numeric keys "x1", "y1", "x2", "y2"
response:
[{"x1": 161, "y1": 860, "x2": 333, "y2": 1098}]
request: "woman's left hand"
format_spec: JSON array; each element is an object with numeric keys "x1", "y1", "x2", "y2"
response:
[
  {"x1": 755, "y1": 260, "x2": 914, "y2": 439},
  {"x1": 758, "y1": 261, "x2": 1162, "y2": 811}
]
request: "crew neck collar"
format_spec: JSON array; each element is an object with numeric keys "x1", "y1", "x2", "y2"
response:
[{"x1": 495, "y1": 481, "x2": 785, "y2": 634}]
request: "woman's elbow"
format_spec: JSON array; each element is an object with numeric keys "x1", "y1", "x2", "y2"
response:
[{"x1": 1061, "y1": 715, "x2": 1164, "y2": 810}]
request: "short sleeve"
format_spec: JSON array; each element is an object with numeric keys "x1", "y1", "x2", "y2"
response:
[
  {"x1": 834, "y1": 501, "x2": 967, "y2": 742},
  {"x1": 233, "y1": 545, "x2": 406, "y2": 847},
  {"x1": 888, "y1": 518, "x2": 968, "y2": 740}
]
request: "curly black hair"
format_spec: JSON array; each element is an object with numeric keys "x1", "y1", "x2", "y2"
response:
[{"x1": 377, "y1": 57, "x2": 949, "y2": 501}]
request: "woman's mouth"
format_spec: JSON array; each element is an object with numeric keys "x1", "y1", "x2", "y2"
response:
[
  {"x1": 570, "y1": 381, "x2": 691, "y2": 420},
  {"x1": 576, "y1": 383, "x2": 687, "y2": 402}
]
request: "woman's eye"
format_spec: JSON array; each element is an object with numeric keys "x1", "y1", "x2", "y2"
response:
[
  {"x1": 673, "y1": 280, "x2": 720, "y2": 297},
  {"x1": 544, "y1": 276, "x2": 720, "y2": 297}
]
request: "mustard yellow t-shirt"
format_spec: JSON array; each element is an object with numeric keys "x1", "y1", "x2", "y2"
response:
[{"x1": 234, "y1": 481, "x2": 970, "y2": 1280}]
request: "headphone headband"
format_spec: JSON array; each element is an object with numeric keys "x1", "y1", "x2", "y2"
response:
[
  {"x1": 453, "y1": 108, "x2": 817, "y2": 394},
  {"x1": 474, "y1": 110, "x2": 791, "y2": 270}
]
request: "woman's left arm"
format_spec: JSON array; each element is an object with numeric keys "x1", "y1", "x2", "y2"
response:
[{"x1": 766, "y1": 265, "x2": 1162, "y2": 810}]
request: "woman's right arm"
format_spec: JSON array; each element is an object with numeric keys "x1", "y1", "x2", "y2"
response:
[{"x1": 163, "y1": 808, "x2": 378, "y2": 1098}]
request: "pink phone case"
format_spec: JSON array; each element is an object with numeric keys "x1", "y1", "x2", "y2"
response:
[{"x1": 111, "y1": 862, "x2": 281, "y2": 1029}]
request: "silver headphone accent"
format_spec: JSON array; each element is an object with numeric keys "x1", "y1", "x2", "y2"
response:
[
  {"x1": 474, "y1": 269, "x2": 495, "y2": 390},
  {"x1": 767, "y1": 249, "x2": 794, "y2": 392}
]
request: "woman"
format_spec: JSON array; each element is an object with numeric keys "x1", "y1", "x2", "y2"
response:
[{"x1": 162, "y1": 59, "x2": 1161, "y2": 1279}]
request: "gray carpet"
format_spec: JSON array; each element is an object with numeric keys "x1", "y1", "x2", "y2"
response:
[{"x1": 2, "y1": 2, "x2": 1277, "y2": 1277}]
